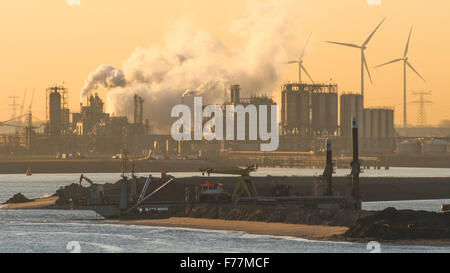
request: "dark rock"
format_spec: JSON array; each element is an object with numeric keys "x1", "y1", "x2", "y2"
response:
[
  {"x1": 345, "y1": 207, "x2": 450, "y2": 240},
  {"x1": 5, "y1": 193, "x2": 33, "y2": 204}
]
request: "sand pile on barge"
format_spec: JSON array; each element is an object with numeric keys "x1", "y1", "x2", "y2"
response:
[{"x1": 4, "y1": 193, "x2": 33, "y2": 204}]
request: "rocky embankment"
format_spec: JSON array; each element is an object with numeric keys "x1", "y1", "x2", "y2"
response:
[
  {"x1": 182, "y1": 204, "x2": 374, "y2": 227},
  {"x1": 344, "y1": 207, "x2": 450, "y2": 240},
  {"x1": 181, "y1": 205, "x2": 450, "y2": 241}
]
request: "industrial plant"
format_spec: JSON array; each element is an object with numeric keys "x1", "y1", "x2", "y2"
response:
[
  {"x1": 2, "y1": 0, "x2": 450, "y2": 257},
  {"x1": 1, "y1": 85, "x2": 149, "y2": 155},
  {"x1": 0, "y1": 18, "x2": 447, "y2": 170},
  {"x1": 0, "y1": 76, "x2": 444, "y2": 170}
]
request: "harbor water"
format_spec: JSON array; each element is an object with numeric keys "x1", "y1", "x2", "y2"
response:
[{"x1": 0, "y1": 169, "x2": 450, "y2": 253}]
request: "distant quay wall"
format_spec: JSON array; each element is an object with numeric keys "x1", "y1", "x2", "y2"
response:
[{"x1": 0, "y1": 159, "x2": 222, "y2": 174}]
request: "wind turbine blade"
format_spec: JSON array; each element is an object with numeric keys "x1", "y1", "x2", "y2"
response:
[
  {"x1": 362, "y1": 52, "x2": 373, "y2": 84},
  {"x1": 287, "y1": 61, "x2": 299, "y2": 64},
  {"x1": 301, "y1": 64, "x2": 314, "y2": 83},
  {"x1": 325, "y1": 41, "x2": 360, "y2": 48},
  {"x1": 404, "y1": 26, "x2": 413, "y2": 57},
  {"x1": 300, "y1": 32, "x2": 312, "y2": 60},
  {"x1": 406, "y1": 61, "x2": 425, "y2": 82},
  {"x1": 374, "y1": 58, "x2": 403, "y2": 68},
  {"x1": 363, "y1": 17, "x2": 386, "y2": 46}
]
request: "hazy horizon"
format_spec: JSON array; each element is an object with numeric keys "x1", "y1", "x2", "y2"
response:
[{"x1": 1, "y1": 0, "x2": 449, "y2": 128}]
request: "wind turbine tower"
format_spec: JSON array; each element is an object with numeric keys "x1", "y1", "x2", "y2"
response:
[
  {"x1": 374, "y1": 26, "x2": 426, "y2": 128},
  {"x1": 287, "y1": 32, "x2": 314, "y2": 83},
  {"x1": 326, "y1": 18, "x2": 385, "y2": 106}
]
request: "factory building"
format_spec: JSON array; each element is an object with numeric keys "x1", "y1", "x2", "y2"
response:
[
  {"x1": 72, "y1": 93, "x2": 110, "y2": 136},
  {"x1": 70, "y1": 93, "x2": 148, "y2": 138},
  {"x1": 226, "y1": 85, "x2": 276, "y2": 142}
]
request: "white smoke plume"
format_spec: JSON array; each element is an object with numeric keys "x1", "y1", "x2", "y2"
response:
[
  {"x1": 81, "y1": 64, "x2": 126, "y2": 98},
  {"x1": 81, "y1": 0, "x2": 306, "y2": 133}
]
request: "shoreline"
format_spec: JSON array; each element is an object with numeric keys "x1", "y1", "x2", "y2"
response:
[
  {"x1": 2, "y1": 199, "x2": 450, "y2": 247},
  {"x1": 105, "y1": 217, "x2": 450, "y2": 247},
  {"x1": 106, "y1": 217, "x2": 349, "y2": 241}
]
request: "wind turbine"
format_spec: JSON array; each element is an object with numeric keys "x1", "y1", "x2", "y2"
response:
[
  {"x1": 374, "y1": 26, "x2": 425, "y2": 128},
  {"x1": 287, "y1": 32, "x2": 314, "y2": 83},
  {"x1": 326, "y1": 18, "x2": 386, "y2": 104}
]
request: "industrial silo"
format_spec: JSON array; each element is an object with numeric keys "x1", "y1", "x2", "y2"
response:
[
  {"x1": 371, "y1": 109, "x2": 381, "y2": 139},
  {"x1": 340, "y1": 94, "x2": 363, "y2": 137},
  {"x1": 284, "y1": 88, "x2": 299, "y2": 131},
  {"x1": 386, "y1": 109, "x2": 394, "y2": 138},
  {"x1": 326, "y1": 92, "x2": 338, "y2": 134},
  {"x1": 297, "y1": 91, "x2": 310, "y2": 134},
  {"x1": 311, "y1": 92, "x2": 327, "y2": 134},
  {"x1": 281, "y1": 90, "x2": 286, "y2": 126},
  {"x1": 379, "y1": 109, "x2": 387, "y2": 138},
  {"x1": 49, "y1": 90, "x2": 62, "y2": 136},
  {"x1": 363, "y1": 109, "x2": 372, "y2": 139}
]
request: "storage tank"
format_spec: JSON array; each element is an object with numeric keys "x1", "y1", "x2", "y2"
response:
[{"x1": 422, "y1": 139, "x2": 448, "y2": 154}]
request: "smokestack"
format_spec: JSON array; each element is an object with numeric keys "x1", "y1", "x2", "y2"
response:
[
  {"x1": 134, "y1": 94, "x2": 138, "y2": 125},
  {"x1": 230, "y1": 85, "x2": 240, "y2": 104}
]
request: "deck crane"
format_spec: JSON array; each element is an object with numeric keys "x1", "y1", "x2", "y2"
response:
[
  {"x1": 200, "y1": 165, "x2": 258, "y2": 202},
  {"x1": 78, "y1": 174, "x2": 94, "y2": 186}
]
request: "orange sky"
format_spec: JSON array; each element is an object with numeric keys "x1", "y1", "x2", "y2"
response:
[{"x1": 0, "y1": 0, "x2": 449, "y2": 126}]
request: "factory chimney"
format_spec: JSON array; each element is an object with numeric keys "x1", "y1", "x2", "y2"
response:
[
  {"x1": 230, "y1": 85, "x2": 240, "y2": 104},
  {"x1": 133, "y1": 94, "x2": 144, "y2": 135}
]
